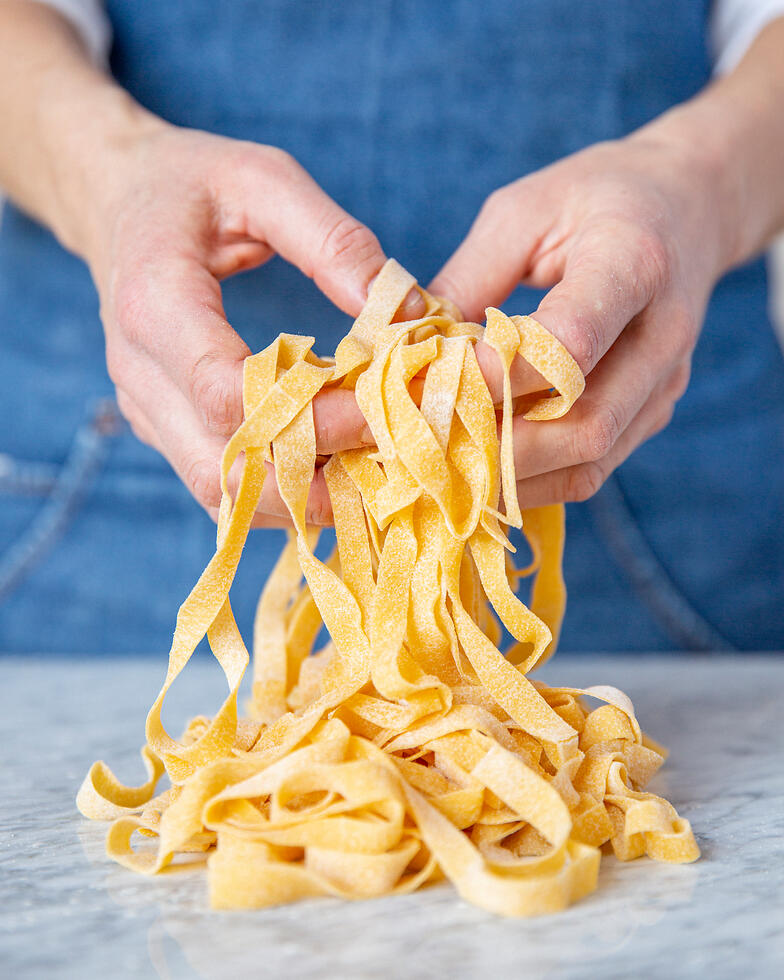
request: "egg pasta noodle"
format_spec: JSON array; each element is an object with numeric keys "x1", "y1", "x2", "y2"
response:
[{"x1": 78, "y1": 260, "x2": 699, "y2": 916}]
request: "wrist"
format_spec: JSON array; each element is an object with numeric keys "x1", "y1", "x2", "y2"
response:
[
  {"x1": 628, "y1": 99, "x2": 744, "y2": 280},
  {"x1": 38, "y1": 68, "x2": 168, "y2": 266}
]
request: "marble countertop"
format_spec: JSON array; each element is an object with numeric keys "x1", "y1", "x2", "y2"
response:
[{"x1": 1, "y1": 653, "x2": 782, "y2": 979}]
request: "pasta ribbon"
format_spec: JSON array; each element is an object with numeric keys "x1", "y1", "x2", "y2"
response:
[{"x1": 78, "y1": 260, "x2": 698, "y2": 916}]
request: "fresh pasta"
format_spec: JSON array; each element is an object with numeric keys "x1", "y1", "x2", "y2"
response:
[{"x1": 78, "y1": 260, "x2": 699, "y2": 916}]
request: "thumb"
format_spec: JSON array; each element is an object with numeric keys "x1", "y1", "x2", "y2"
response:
[
  {"x1": 240, "y1": 149, "x2": 422, "y2": 319},
  {"x1": 428, "y1": 185, "x2": 542, "y2": 322}
]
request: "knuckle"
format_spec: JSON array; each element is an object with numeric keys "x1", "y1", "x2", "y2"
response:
[
  {"x1": 670, "y1": 307, "x2": 699, "y2": 356},
  {"x1": 319, "y1": 215, "x2": 381, "y2": 271},
  {"x1": 666, "y1": 359, "x2": 691, "y2": 402},
  {"x1": 633, "y1": 227, "x2": 671, "y2": 295},
  {"x1": 184, "y1": 455, "x2": 221, "y2": 510},
  {"x1": 112, "y1": 276, "x2": 150, "y2": 349},
  {"x1": 481, "y1": 181, "x2": 521, "y2": 219},
  {"x1": 647, "y1": 400, "x2": 676, "y2": 442},
  {"x1": 578, "y1": 404, "x2": 622, "y2": 461},
  {"x1": 307, "y1": 473, "x2": 334, "y2": 526},
  {"x1": 564, "y1": 461, "x2": 606, "y2": 503},
  {"x1": 656, "y1": 403, "x2": 676, "y2": 433},
  {"x1": 307, "y1": 495, "x2": 333, "y2": 527},
  {"x1": 127, "y1": 418, "x2": 150, "y2": 446},
  {"x1": 187, "y1": 354, "x2": 242, "y2": 436},
  {"x1": 116, "y1": 390, "x2": 151, "y2": 446},
  {"x1": 105, "y1": 344, "x2": 127, "y2": 387},
  {"x1": 115, "y1": 388, "x2": 132, "y2": 415},
  {"x1": 315, "y1": 410, "x2": 344, "y2": 456},
  {"x1": 258, "y1": 144, "x2": 296, "y2": 172},
  {"x1": 233, "y1": 142, "x2": 296, "y2": 178},
  {"x1": 115, "y1": 389, "x2": 135, "y2": 425},
  {"x1": 673, "y1": 360, "x2": 691, "y2": 399},
  {"x1": 562, "y1": 307, "x2": 602, "y2": 372},
  {"x1": 480, "y1": 185, "x2": 511, "y2": 219}
]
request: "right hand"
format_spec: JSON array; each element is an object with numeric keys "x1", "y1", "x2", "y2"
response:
[{"x1": 87, "y1": 122, "x2": 421, "y2": 526}]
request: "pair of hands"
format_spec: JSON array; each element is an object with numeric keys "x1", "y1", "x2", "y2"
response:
[{"x1": 91, "y1": 121, "x2": 726, "y2": 527}]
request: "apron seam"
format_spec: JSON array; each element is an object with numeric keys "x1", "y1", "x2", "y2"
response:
[{"x1": 587, "y1": 472, "x2": 737, "y2": 652}]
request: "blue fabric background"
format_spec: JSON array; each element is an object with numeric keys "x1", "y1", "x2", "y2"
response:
[{"x1": 1, "y1": 1, "x2": 782, "y2": 653}]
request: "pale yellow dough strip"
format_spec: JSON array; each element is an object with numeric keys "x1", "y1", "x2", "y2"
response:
[{"x1": 80, "y1": 259, "x2": 698, "y2": 915}]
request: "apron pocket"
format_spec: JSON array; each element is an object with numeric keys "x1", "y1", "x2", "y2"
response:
[{"x1": 0, "y1": 399, "x2": 123, "y2": 603}]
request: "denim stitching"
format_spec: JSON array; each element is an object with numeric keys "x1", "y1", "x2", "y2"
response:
[
  {"x1": 0, "y1": 455, "x2": 59, "y2": 495},
  {"x1": 587, "y1": 474, "x2": 736, "y2": 652},
  {"x1": 0, "y1": 399, "x2": 122, "y2": 602}
]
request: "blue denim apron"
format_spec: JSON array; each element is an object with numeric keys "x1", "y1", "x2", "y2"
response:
[{"x1": 1, "y1": 1, "x2": 782, "y2": 653}]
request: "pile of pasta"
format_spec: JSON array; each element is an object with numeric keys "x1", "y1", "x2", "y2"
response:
[{"x1": 78, "y1": 260, "x2": 698, "y2": 916}]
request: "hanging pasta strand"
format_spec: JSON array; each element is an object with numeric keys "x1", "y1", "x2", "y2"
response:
[{"x1": 78, "y1": 259, "x2": 699, "y2": 917}]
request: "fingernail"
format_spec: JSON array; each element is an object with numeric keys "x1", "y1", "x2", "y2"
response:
[{"x1": 398, "y1": 288, "x2": 426, "y2": 321}]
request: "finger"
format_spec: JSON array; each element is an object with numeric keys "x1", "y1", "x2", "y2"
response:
[
  {"x1": 109, "y1": 256, "x2": 250, "y2": 439},
  {"x1": 514, "y1": 361, "x2": 687, "y2": 509},
  {"x1": 431, "y1": 187, "x2": 669, "y2": 377},
  {"x1": 252, "y1": 461, "x2": 333, "y2": 527},
  {"x1": 210, "y1": 460, "x2": 334, "y2": 529},
  {"x1": 312, "y1": 331, "x2": 550, "y2": 457},
  {"x1": 207, "y1": 505, "x2": 296, "y2": 530},
  {"x1": 428, "y1": 182, "x2": 551, "y2": 321},
  {"x1": 112, "y1": 255, "x2": 400, "y2": 462},
  {"x1": 474, "y1": 339, "x2": 548, "y2": 404},
  {"x1": 509, "y1": 304, "x2": 686, "y2": 480},
  {"x1": 116, "y1": 344, "x2": 334, "y2": 523},
  {"x1": 530, "y1": 221, "x2": 669, "y2": 376},
  {"x1": 237, "y1": 149, "x2": 423, "y2": 319},
  {"x1": 207, "y1": 464, "x2": 334, "y2": 530},
  {"x1": 115, "y1": 388, "x2": 163, "y2": 453},
  {"x1": 312, "y1": 387, "x2": 373, "y2": 454},
  {"x1": 310, "y1": 351, "x2": 540, "y2": 456},
  {"x1": 117, "y1": 384, "x2": 284, "y2": 520},
  {"x1": 116, "y1": 352, "x2": 230, "y2": 511}
]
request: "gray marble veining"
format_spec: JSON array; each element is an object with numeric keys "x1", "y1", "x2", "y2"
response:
[{"x1": 1, "y1": 654, "x2": 782, "y2": 979}]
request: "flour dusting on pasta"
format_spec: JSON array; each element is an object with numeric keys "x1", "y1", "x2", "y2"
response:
[{"x1": 78, "y1": 260, "x2": 698, "y2": 916}]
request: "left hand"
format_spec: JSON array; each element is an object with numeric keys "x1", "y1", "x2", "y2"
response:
[{"x1": 429, "y1": 132, "x2": 733, "y2": 508}]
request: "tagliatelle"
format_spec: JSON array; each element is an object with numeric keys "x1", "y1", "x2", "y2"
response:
[{"x1": 78, "y1": 259, "x2": 699, "y2": 916}]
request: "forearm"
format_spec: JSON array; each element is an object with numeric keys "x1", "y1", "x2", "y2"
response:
[
  {"x1": 633, "y1": 17, "x2": 784, "y2": 275},
  {"x1": 0, "y1": 1, "x2": 163, "y2": 260}
]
